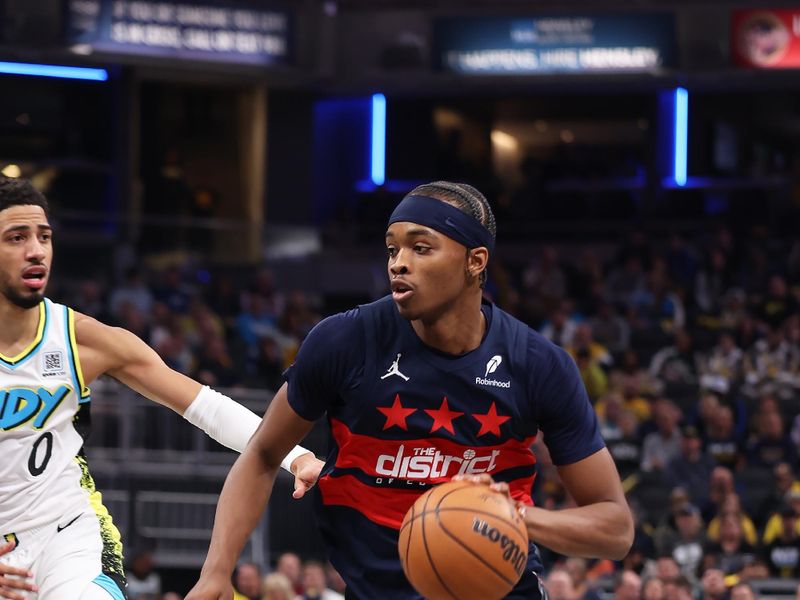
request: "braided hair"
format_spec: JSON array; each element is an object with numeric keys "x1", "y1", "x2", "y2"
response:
[{"x1": 406, "y1": 181, "x2": 496, "y2": 288}]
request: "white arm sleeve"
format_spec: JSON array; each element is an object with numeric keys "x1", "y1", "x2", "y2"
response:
[{"x1": 182, "y1": 386, "x2": 311, "y2": 473}]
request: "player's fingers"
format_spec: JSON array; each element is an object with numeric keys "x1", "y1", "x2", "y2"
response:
[
  {"x1": 0, "y1": 580, "x2": 34, "y2": 600},
  {"x1": 0, "y1": 573, "x2": 37, "y2": 590},
  {"x1": 292, "y1": 478, "x2": 312, "y2": 499},
  {"x1": 0, "y1": 543, "x2": 14, "y2": 557},
  {"x1": 452, "y1": 474, "x2": 494, "y2": 485},
  {"x1": 489, "y1": 481, "x2": 510, "y2": 496},
  {"x1": 0, "y1": 565, "x2": 33, "y2": 579}
]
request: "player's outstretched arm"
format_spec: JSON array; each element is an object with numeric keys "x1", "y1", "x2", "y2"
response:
[
  {"x1": 186, "y1": 383, "x2": 314, "y2": 600},
  {"x1": 0, "y1": 542, "x2": 38, "y2": 600},
  {"x1": 73, "y1": 313, "x2": 323, "y2": 488}
]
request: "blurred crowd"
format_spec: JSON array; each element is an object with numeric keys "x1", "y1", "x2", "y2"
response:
[
  {"x1": 125, "y1": 550, "x2": 346, "y2": 600},
  {"x1": 57, "y1": 264, "x2": 322, "y2": 392},
  {"x1": 52, "y1": 221, "x2": 800, "y2": 598}
]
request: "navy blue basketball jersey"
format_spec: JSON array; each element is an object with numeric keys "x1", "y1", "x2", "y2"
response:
[{"x1": 285, "y1": 296, "x2": 603, "y2": 599}]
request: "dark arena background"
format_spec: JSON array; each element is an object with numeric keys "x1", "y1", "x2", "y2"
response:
[{"x1": 2, "y1": 0, "x2": 800, "y2": 598}]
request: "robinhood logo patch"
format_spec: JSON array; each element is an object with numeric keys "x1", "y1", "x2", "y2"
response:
[{"x1": 477, "y1": 355, "x2": 510, "y2": 388}]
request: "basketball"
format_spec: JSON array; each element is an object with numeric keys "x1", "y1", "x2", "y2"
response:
[{"x1": 398, "y1": 480, "x2": 529, "y2": 600}]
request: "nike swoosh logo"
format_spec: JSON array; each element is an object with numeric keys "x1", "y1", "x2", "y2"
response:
[{"x1": 56, "y1": 514, "x2": 81, "y2": 532}]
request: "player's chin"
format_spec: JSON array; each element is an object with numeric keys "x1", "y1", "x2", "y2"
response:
[
  {"x1": 10, "y1": 288, "x2": 45, "y2": 309},
  {"x1": 393, "y1": 299, "x2": 421, "y2": 321}
]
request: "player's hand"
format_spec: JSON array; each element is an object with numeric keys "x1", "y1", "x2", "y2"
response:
[
  {"x1": 290, "y1": 452, "x2": 324, "y2": 499},
  {"x1": 452, "y1": 474, "x2": 525, "y2": 517},
  {"x1": 0, "y1": 542, "x2": 38, "y2": 600},
  {"x1": 185, "y1": 573, "x2": 233, "y2": 600}
]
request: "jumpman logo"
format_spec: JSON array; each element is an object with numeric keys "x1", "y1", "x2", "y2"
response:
[{"x1": 381, "y1": 353, "x2": 410, "y2": 381}]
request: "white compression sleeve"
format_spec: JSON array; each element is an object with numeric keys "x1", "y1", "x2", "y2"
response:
[{"x1": 182, "y1": 386, "x2": 311, "y2": 472}]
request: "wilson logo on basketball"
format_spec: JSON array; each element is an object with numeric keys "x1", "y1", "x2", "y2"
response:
[
  {"x1": 374, "y1": 445, "x2": 500, "y2": 480},
  {"x1": 472, "y1": 518, "x2": 527, "y2": 577}
]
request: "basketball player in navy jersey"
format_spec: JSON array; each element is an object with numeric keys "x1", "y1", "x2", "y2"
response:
[
  {"x1": 187, "y1": 181, "x2": 633, "y2": 600},
  {"x1": 0, "y1": 177, "x2": 323, "y2": 600}
]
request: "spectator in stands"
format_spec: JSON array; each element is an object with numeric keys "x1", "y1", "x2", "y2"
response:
[
  {"x1": 109, "y1": 267, "x2": 154, "y2": 322},
  {"x1": 746, "y1": 410, "x2": 797, "y2": 469},
  {"x1": 641, "y1": 399, "x2": 682, "y2": 472},
  {"x1": 758, "y1": 274, "x2": 797, "y2": 329},
  {"x1": 574, "y1": 346, "x2": 609, "y2": 402},
  {"x1": 703, "y1": 514, "x2": 758, "y2": 576},
  {"x1": 248, "y1": 267, "x2": 285, "y2": 318},
  {"x1": 540, "y1": 301, "x2": 580, "y2": 347},
  {"x1": 206, "y1": 273, "x2": 243, "y2": 331},
  {"x1": 73, "y1": 278, "x2": 110, "y2": 323},
  {"x1": 631, "y1": 262, "x2": 686, "y2": 333},
  {"x1": 664, "y1": 425, "x2": 717, "y2": 506},
  {"x1": 695, "y1": 248, "x2": 733, "y2": 315},
  {"x1": 653, "y1": 489, "x2": 691, "y2": 555},
  {"x1": 154, "y1": 265, "x2": 193, "y2": 313},
  {"x1": 236, "y1": 294, "x2": 280, "y2": 348},
  {"x1": 545, "y1": 568, "x2": 577, "y2": 600},
  {"x1": 192, "y1": 333, "x2": 239, "y2": 388},
  {"x1": 523, "y1": 245, "x2": 568, "y2": 320},
  {"x1": 613, "y1": 570, "x2": 642, "y2": 600},
  {"x1": 703, "y1": 404, "x2": 743, "y2": 471},
  {"x1": 699, "y1": 332, "x2": 744, "y2": 397},
  {"x1": 707, "y1": 493, "x2": 758, "y2": 546},
  {"x1": 233, "y1": 562, "x2": 262, "y2": 600},
  {"x1": 261, "y1": 573, "x2": 296, "y2": 600},
  {"x1": 641, "y1": 577, "x2": 665, "y2": 600},
  {"x1": 275, "y1": 552, "x2": 303, "y2": 595},
  {"x1": 743, "y1": 326, "x2": 800, "y2": 400},
  {"x1": 564, "y1": 557, "x2": 602, "y2": 600},
  {"x1": 649, "y1": 329, "x2": 698, "y2": 389},
  {"x1": 588, "y1": 301, "x2": 630, "y2": 356},
  {"x1": 610, "y1": 349, "x2": 662, "y2": 403},
  {"x1": 663, "y1": 574, "x2": 694, "y2": 600},
  {"x1": 597, "y1": 392, "x2": 623, "y2": 441},
  {"x1": 126, "y1": 548, "x2": 162, "y2": 600},
  {"x1": 763, "y1": 490, "x2": 800, "y2": 545},
  {"x1": 757, "y1": 462, "x2": 800, "y2": 528},
  {"x1": 664, "y1": 503, "x2": 707, "y2": 579},
  {"x1": 250, "y1": 336, "x2": 286, "y2": 390},
  {"x1": 760, "y1": 501, "x2": 800, "y2": 578},
  {"x1": 666, "y1": 233, "x2": 699, "y2": 293},
  {"x1": 569, "y1": 323, "x2": 613, "y2": 369},
  {"x1": 729, "y1": 582, "x2": 758, "y2": 600},
  {"x1": 699, "y1": 567, "x2": 728, "y2": 600},
  {"x1": 702, "y1": 466, "x2": 735, "y2": 523},
  {"x1": 606, "y1": 256, "x2": 646, "y2": 309},
  {"x1": 301, "y1": 561, "x2": 344, "y2": 600}
]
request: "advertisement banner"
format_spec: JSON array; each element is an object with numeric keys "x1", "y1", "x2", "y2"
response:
[
  {"x1": 732, "y1": 9, "x2": 800, "y2": 68},
  {"x1": 434, "y1": 14, "x2": 676, "y2": 75},
  {"x1": 66, "y1": 0, "x2": 291, "y2": 66}
]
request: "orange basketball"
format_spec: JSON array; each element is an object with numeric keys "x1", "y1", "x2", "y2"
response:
[{"x1": 398, "y1": 480, "x2": 529, "y2": 600}]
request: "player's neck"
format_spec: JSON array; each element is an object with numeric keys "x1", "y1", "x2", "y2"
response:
[
  {"x1": 411, "y1": 293, "x2": 485, "y2": 355},
  {"x1": 0, "y1": 298, "x2": 41, "y2": 351}
]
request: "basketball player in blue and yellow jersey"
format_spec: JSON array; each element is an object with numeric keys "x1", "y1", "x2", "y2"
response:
[
  {"x1": 188, "y1": 182, "x2": 634, "y2": 600},
  {"x1": 0, "y1": 177, "x2": 323, "y2": 600}
]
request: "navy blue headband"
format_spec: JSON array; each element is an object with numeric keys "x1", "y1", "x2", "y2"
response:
[{"x1": 387, "y1": 195, "x2": 494, "y2": 253}]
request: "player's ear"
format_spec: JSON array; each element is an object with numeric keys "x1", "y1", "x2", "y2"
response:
[{"x1": 467, "y1": 247, "x2": 489, "y2": 280}]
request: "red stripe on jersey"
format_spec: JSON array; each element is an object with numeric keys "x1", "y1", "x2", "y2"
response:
[
  {"x1": 318, "y1": 472, "x2": 536, "y2": 530},
  {"x1": 330, "y1": 418, "x2": 537, "y2": 483}
]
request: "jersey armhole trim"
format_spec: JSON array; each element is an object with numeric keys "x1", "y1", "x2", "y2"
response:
[{"x1": 66, "y1": 307, "x2": 91, "y2": 402}]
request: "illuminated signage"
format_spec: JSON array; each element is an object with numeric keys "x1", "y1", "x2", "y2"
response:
[
  {"x1": 732, "y1": 9, "x2": 800, "y2": 68},
  {"x1": 434, "y1": 14, "x2": 676, "y2": 74},
  {"x1": 67, "y1": 0, "x2": 291, "y2": 66}
]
